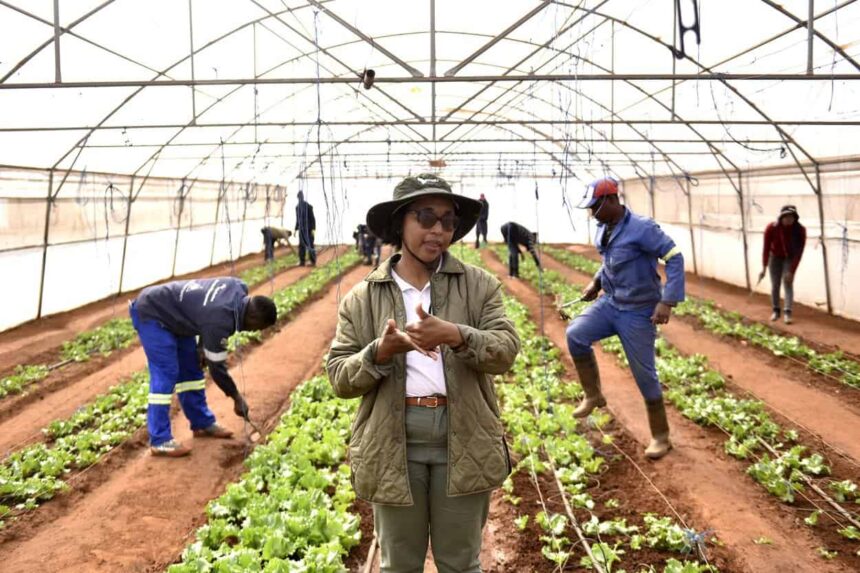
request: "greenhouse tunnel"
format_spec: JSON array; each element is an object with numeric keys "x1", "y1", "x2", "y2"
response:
[{"x1": 0, "y1": 0, "x2": 858, "y2": 326}]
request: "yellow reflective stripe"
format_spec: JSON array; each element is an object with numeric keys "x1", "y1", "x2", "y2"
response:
[
  {"x1": 148, "y1": 393, "x2": 173, "y2": 405},
  {"x1": 175, "y1": 379, "x2": 206, "y2": 393},
  {"x1": 661, "y1": 246, "x2": 681, "y2": 262}
]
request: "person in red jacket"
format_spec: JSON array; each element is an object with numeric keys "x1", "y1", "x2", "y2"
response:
[{"x1": 758, "y1": 205, "x2": 806, "y2": 324}]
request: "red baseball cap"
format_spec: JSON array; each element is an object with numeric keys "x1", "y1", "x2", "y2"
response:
[{"x1": 577, "y1": 177, "x2": 619, "y2": 209}]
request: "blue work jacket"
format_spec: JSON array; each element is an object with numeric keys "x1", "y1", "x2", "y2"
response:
[{"x1": 594, "y1": 208, "x2": 685, "y2": 310}]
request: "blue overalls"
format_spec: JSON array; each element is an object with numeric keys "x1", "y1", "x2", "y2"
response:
[
  {"x1": 566, "y1": 209, "x2": 685, "y2": 401},
  {"x1": 130, "y1": 278, "x2": 248, "y2": 446}
]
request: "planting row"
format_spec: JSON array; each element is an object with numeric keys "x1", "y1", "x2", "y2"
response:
[
  {"x1": 168, "y1": 374, "x2": 360, "y2": 572},
  {"x1": 511, "y1": 248, "x2": 860, "y2": 558},
  {"x1": 0, "y1": 252, "x2": 298, "y2": 400},
  {"x1": 543, "y1": 246, "x2": 860, "y2": 390},
  {"x1": 0, "y1": 253, "x2": 357, "y2": 527}
]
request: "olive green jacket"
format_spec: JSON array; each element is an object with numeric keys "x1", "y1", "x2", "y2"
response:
[{"x1": 326, "y1": 252, "x2": 520, "y2": 506}]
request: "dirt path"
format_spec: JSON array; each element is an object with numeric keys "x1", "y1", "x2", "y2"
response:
[
  {"x1": 482, "y1": 249, "x2": 846, "y2": 573},
  {"x1": 562, "y1": 244, "x2": 860, "y2": 355},
  {"x1": 0, "y1": 250, "x2": 270, "y2": 370},
  {"x1": 540, "y1": 253, "x2": 860, "y2": 470},
  {"x1": 0, "y1": 263, "x2": 367, "y2": 573},
  {"x1": 0, "y1": 249, "x2": 346, "y2": 457}
]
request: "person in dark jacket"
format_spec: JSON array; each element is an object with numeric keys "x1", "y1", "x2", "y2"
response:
[
  {"x1": 474, "y1": 193, "x2": 489, "y2": 248},
  {"x1": 129, "y1": 278, "x2": 277, "y2": 457},
  {"x1": 260, "y1": 226, "x2": 293, "y2": 261},
  {"x1": 295, "y1": 191, "x2": 317, "y2": 266},
  {"x1": 500, "y1": 221, "x2": 540, "y2": 278},
  {"x1": 759, "y1": 205, "x2": 806, "y2": 324}
]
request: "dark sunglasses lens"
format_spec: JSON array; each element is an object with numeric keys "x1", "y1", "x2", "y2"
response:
[
  {"x1": 415, "y1": 209, "x2": 458, "y2": 231},
  {"x1": 416, "y1": 209, "x2": 438, "y2": 229},
  {"x1": 440, "y1": 214, "x2": 459, "y2": 231}
]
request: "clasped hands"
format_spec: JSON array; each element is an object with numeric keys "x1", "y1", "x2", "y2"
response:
[{"x1": 375, "y1": 304, "x2": 464, "y2": 364}]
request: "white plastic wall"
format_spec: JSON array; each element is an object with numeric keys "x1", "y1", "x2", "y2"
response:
[{"x1": 622, "y1": 160, "x2": 860, "y2": 320}]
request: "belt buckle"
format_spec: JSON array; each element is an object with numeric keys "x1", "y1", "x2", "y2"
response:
[{"x1": 420, "y1": 396, "x2": 439, "y2": 408}]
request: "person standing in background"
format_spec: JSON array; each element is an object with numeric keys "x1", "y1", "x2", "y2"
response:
[
  {"x1": 295, "y1": 191, "x2": 317, "y2": 267},
  {"x1": 759, "y1": 205, "x2": 806, "y2": 325},
  {"x1": 474, "y1": 193, "x2": 489, "y2": 248}
]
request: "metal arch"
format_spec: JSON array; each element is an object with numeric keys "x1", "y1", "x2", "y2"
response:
[
  {"x1": 431, "y1": 42, "x2": 737, "y2": 197},
  {"x1": 3, "y1": 2, "x2": 852, "y2": 192},
  {"x1": 437, "y1": 92, "x2": 682, "y2": 198},
  {"x1": 444, "y1": 0, "x2": 553, "y2": 77},
  {"x1": 45, "y1": 1, "x2": 328, "y2": 198},
  {"x1": 120, "y1": 0, "x2": 439, "y2": 192},
  {"x1": 0, "y1": 0, "x2": 118, "y2": 83},
  {"x1": 756, "y1": 0, "x2": 860, "y2": 72},
  {"x1": 615, "y1": 0, "x2": 857, "y2": 118},
  {"x1": 304, "y1": 0, "x2": 423, "y2": 77},
  {"x1": 126, "y1": 21, "x2": 696, "y2": 190},
  {"x1": 546, "y1": 2, "x2": 825, "y2": 169}
]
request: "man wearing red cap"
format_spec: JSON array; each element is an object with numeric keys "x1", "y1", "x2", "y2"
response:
[{"x1": 565, "y1": 177, "x2": 685, "y2": 459}]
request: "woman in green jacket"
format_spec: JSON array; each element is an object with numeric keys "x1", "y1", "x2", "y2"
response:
[{"x1": 327, "y1": 173, "x2": 520, "y2": 573}]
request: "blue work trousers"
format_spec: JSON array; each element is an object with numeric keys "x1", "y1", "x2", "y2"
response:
[
  {"x1": 129, "y1": 302, "x2": 216, "y2": 446},
  {"x1": 565, "y1": 296, "x2": 662, "y2": 401}
]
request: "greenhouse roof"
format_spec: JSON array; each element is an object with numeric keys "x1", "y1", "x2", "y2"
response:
[{"x1": 1, "y1": 0, "x2": 859, "y2": 188}]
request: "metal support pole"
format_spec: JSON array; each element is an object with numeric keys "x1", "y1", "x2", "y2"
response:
[
  {"x1": 737, "y1": 171, "x2": 752, "y2": 290},
  {"x1": 36, "y1": 171, "x2": 54, "y2": 319},
  {"x1": 807, "y1": 0, "x2": 815, "y2": 75},
  {"x1": 671, "y1": 5, "x2": 676, "y2": 119},
  {"x1": 238, "y1": 183, "x2": 250, "y2": 257},
  {"x1": 430, "y1": 0, "x2": 437, "y2": 147},
  {"x1": 814, "y1": 165, "x2": 834, "y2": 313},
  {"x1": 611, "y1": 20, "x2": 616, "y2": 140},
  {"x1": 210, "y1": 180, "x2": 225, "y2": 266},
  {"x1": 52, "y1": 0, "x2": 61, "y2": 82},
  {"x1": 117, "y1": 176, "x2": 136, "y2": 293},
  {"x1": 171, "y1": 179, "x2": 188, "y2": 277},
  {"x1": 188, "y1": 0, "x2": 197, "y2": 123},
  {"x1": 685, "y1": 177, "x2": 698, "y2": 274}
]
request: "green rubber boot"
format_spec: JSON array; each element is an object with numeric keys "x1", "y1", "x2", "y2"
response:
[
  {"x1": 573, "y1": 353, "x2": 607, "y2": 418},
  {"x1": 644, "y1": 398, "x2": 673, "y2": 459}
]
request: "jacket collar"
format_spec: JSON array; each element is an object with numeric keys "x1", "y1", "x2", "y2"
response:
[
  {"x1": 596, "y1": 207, "x2": 632, "y2": 247},
  {"x1": 366, "y1": 251, "x2": 465, "y2": 283}
]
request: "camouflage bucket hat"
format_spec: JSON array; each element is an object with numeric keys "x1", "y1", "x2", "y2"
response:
[{"x1": 366, "y1": 173, "x2": 482, "y2": 243}]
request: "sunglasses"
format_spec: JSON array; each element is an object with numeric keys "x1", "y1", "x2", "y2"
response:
[{"x1": 407, "y1": 208, "x2": 459, "y2": 232}]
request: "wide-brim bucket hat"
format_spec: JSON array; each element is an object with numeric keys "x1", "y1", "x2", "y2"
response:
[{"x1": 367, "y1": 173, "x2": 482, "y2": 243}]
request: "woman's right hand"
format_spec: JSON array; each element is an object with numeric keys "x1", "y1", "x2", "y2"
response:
[{"x1": 375, "y1": 319, "x2": 438, "y2": 364}]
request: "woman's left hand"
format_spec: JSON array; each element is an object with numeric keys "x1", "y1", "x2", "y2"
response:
[{"x1": 405, "y1": 304, "x2": 464, "y2": 351}]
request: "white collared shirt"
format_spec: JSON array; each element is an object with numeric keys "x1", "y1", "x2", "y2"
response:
[{"x1": 391, "y1": 265, "x2": 447, "y2": 397}]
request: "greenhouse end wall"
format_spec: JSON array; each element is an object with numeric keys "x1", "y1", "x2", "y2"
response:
[{"x1": 621, "y1": 159, "x2": 860, "y2": 320}]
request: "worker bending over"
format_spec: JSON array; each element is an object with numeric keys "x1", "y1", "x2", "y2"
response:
[
  {"x1": 565, "y1": 178, "x2": 684, "y2": 460},
  {"x1": 261, "y1": 226, "x2": 294, "y2": 261},
  {"x1": 129, "y1": 277, "x2": 277, "y2": 457},
  {"x1": 500, "y1": 221, "x2": 540, "y2": 278}
]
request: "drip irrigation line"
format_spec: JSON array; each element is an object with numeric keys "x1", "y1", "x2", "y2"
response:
[
  {"x1": 730, "y1": 384, "x2": 860, "y2": 472},
  {"x1": 755, "y1": 435, "x2": 860, "y2": 530},
  {"x1": 593, "y1": 423, "x2": 713, "y2": 565}
]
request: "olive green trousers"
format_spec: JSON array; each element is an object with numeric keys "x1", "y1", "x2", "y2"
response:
[{"x1": 373, "y1": 405, "x2": 490, "y2": 573}]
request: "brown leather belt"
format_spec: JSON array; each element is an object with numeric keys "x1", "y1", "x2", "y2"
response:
[{"x1": 405, "y1": 396, "x2": 448, "y2": 408}]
